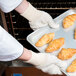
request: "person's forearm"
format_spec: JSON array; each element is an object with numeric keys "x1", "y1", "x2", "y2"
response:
[
  {"x1": 15, "y1": 0, "x2": 29, "y2": 14},
  {"x1": 18, "y1": 48, "x2": 32, "y2": 61}
]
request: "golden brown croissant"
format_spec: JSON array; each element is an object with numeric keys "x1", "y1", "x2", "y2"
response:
[
  {"x1": 45, "y1": 38, "x2": 64, "y2": 52},
  {"x1": 63, "y1": 14, "x2": 76, "y2": 28},
  {"x1": 58, "y1": 48, "x2": 76, "y2": 60},
  {"x1": 72, "y1": 14, "x2": 76, "y2": 20},
  {"x1": 67, "y1": 59, "x2": 76, "y2": 72},
  {"x1": 35, "y1": 33, "x2": 55, "y2": 47}
]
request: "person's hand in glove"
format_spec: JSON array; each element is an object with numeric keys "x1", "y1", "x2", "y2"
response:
[
  {"x1": 15, "y1": 0, "x2": 59, "y2": 30},
  {"x1": 19, "y1": 48, "x2": 67, "y2": 75},
  {"x1": 0, "y1": 25, "x2": 67, "y2": 75},
  {"x1": 21, "y1": 3, "x2": 59, "y2": 30},
  {"x1": 0, "y1": 0, "x2": 59, "y2": 30}
]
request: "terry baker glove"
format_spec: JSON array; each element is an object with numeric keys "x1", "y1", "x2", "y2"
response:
[
  {"x1": 21, "y1": 3, "x2": 59, "y2": 30},
  {"x1": 24, "y1": 50, "x2": 67, "y2": 75}
]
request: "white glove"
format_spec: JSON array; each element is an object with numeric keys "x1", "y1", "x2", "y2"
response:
[
  {"x1": 24, "y1": 51, "x2": 67, "y2": 75},
  {"x1": 38, "y1": 64, "x2": 62, "y2": 75},
  {"x1": 21, "y1": 3, "x2": 59, "y2": 30},
  {"x1": 68, "y1": 72, "x2": 76, "y2": 76}
]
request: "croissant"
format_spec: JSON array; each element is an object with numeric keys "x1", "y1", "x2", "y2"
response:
[
  {"x1": 72, "y1": 14, "x2": 76, "y2": 20},
  {"x1": 63, "y1": 14, "x2": 76, "y2": 28},
  {"x1": 67, "y1": 59, "x2": 76, "y2": 72},
  {"x1": 58, "y1": 48, "x2": 76, "y2": 60},
  {"x1": 35, "y1": 33, "x2": 55, "y2": 47},
  {"x1": 45, "y1": 38, "x2": 64, "y2": 52}
]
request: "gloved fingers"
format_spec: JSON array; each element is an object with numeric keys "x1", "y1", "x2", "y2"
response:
[
  {"x1": 41, "y1": 64, "x2": 62, "y2": 75},
  {"x1": 29, "y1": 21, "x2": 48, "y2": 30},
  {"x1": 68, "y1": 72, "x2": 76, "y2": 76},
  {"x1": 29, "y1": 11, "x2": 59, "y2": 30},
  {"x1": 56, "y1": 60, "x2": 68, "y2": 71},
  {"x1": 47, "y1": 16, "x2": 59, "y2": 28},
  {"x1": 41, "y1": 11, "x2": 59, "y2": 28},
  {"x1": 48, "y1": 21, "x2": 59, "y2": 28}
]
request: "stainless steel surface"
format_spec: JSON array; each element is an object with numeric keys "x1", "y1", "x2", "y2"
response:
[
  {"x1": 27, "y1": 9, "x2": 76, "y2": 75},
  {"x1": 11, "y1": 60, "x2": 33, "y2": 67}
]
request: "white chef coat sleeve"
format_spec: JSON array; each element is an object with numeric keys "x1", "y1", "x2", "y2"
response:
[
  {"x1": 0, "y1": 0, "x2": 23, "y2": 13},
  {"x1": 0, "y1": 26, "x2": 23, "y2": 61}
]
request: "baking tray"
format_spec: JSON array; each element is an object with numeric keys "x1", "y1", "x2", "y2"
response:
[{"x1": 27, "y1": 9, "x2": 76, "y2": 76}]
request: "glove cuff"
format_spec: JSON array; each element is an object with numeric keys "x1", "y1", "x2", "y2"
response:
[
  {"x1": 24, "y1": 51, "x2": 47, "y2": 66},
  {"x1": 21, "y1": 3, "x2": 41, "y2": 22}
]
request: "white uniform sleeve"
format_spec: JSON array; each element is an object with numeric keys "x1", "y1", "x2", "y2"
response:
[
  {"x1": 0, "y1": 0, "x2": 23, "y2": 13},
  {"x1": 0, "y1": 26, "x2": 23, "y2": 61}
]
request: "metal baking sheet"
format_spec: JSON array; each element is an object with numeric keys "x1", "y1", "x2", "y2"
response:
[{"x1": 27, "y1": 9, "x2": 76, "y2": 76}]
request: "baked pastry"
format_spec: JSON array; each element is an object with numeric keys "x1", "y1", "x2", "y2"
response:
[
  {"x1": 63, "y1": 14, "x2": 76, "y2": 28},
  {"x1": 67, "y1": 59, "x2": 76, "y2": 72},
  {"x1": 58, "y1": 48, "x2": 76, "y2": 60},
  {"x1": 35, "y1": 33, "x2": 55, "y2": 47},
  {"x1": 74, "y1": 28, "x2": 76, "y2": 40},
  {"x1": 45, "y1": 38, "x2": 64, "y2": 52},
  {"x1": 72, "y1": 14, "x2": 76, "y2": 20}
]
